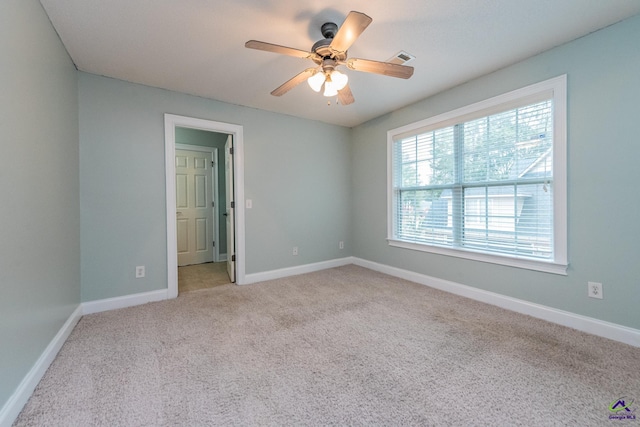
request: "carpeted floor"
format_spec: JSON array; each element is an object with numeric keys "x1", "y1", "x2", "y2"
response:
[{"x1": 14, "y1": 265, "x2": 640, "y2": 426}]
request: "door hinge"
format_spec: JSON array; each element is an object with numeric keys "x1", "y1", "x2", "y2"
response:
[
  {"x1": 231, "y1": 255, "x2": 236, "y2": 262},
  {"x1": 230, "y1": 147, "x2": 234, "y2": 155},
  {"x1": 212, "y1": 201, "x2": 214, "y2": 207},
  {"x1": 231, "y1": 201, "x2": 235, "y2": 209},
  {"x1": 212, "y1": 241, "x2": 215, "y2": 247}
]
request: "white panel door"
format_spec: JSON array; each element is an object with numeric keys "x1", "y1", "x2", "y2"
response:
[
  {"x1": 176, "y1": 149, "x2": 214, "y2": 266},
  {"x1": 225, "y1": 136, "x2": 235, "y2": 282}
]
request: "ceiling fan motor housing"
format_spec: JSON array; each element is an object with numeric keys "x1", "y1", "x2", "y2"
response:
[{"x1": 312, "y1": 22, "x2": 347, "y2": 61}]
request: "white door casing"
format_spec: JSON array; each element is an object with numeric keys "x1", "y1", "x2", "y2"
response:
[
  {"x1": 165, "y1": 114, "x2": 245, "y2": 299},
  {"x1": 225, "y1": 135, "x2": 235, "y2": 282},
  {"x1": 176, "y1": 149, "x2": 214, "y2": 266}
]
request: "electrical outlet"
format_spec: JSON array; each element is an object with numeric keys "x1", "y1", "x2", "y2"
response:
[
  {"x1": 588, "y1": 281, "x2": 603, "y2": 299},
  {"x1": 339, "y1": 241, "x2": 344, "y2": 249},
  {"x1": 135, "y1": 266, "x2": 145, "y2": 278},
  {"x1": 292, "y1": 247, "x2": 298, "y2": 256}
]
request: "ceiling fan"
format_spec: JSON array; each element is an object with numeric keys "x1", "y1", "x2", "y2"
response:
[{"x1": 245, "y1": 11, "x2": 414, "y2": 105}]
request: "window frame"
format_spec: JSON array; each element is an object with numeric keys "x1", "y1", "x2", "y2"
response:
[{"x1": 387, "y1": 75, "x2": 567, "y2": 275}]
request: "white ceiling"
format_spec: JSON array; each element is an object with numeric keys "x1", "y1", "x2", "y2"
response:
[{"x1": 40, "y1": 0, "x2": 640, "y2": 127}]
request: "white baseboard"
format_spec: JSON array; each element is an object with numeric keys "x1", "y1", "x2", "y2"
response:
[
  {"x1": 0, "y1": 305, "x2": 83, "y2": 427},
  {"x1": 353, "y1": 257, "x2": 640, "y2": 347},
  {"x1": 219, "y1": 254, "x2": 228, "y2": 262},
  {"x1": 82, "y1": 289, "x2": 168, "y2": 315},
  {"x1": 242, "y1": 257, "x2": 355, "y2": 285}
]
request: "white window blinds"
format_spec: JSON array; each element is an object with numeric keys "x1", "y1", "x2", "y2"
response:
[{"x1": 392, "y1": 99, "x2": 556, "y2": 260}]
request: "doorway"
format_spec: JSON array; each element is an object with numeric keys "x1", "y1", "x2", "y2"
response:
[
  {"x1": 175, "y1": 143, "x2": 229, "y2": 294},
  {"x1": 165, "y1": 114, "x2": 245, "y2": 299}
]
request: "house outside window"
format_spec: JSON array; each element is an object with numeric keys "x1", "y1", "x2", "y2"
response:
[{"x1": 387, "y1": 76, "x2": 567, "y2": 274}]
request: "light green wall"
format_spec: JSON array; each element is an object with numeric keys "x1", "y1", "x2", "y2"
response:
[
  {"x1": 175, "y1": 127, "x2": 228, "y2": 253},
  {"x1": 351, "y1": 14, "x2": 640, "y2": 329},
  {"x1": 176, "y1": 127, "x2": 229, "y2": 147},
  {"x1": 79, "y1": 73, "x2": 352, "y2": 301},
  {"x1": 0, "y1": 0, "x2": 80, "y2": 409}
]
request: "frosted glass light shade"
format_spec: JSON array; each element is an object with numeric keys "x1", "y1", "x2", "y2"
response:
[
  {"x1": 323, "y1": 80, "x2": 338, "y2": 97},
  {"x1": 330, "y1": 70, "x2": 348, "y2": 91},
  {"x1": 307, "y1": 71, "x2": 326, "y2": 92}
]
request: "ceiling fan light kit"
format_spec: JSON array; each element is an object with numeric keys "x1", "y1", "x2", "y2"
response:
[
  {"x1": 245, "y1": 11, "x2": 414, "y2": 105},
  {"x1": 308, "y1": 68, "x2": 348, "y2": 95}
]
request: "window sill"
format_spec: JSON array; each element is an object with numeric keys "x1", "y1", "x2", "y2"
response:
[{"x1": 387, "y1": 239, "x2": 568, "y2": 275}]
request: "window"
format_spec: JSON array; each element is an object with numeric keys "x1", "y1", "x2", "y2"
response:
[{"x1": 387, "y1": 76, "x2": 567, "y2": 274}]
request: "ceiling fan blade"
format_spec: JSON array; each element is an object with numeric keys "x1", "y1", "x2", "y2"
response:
[
  {"x1": 245, "y1": 40, "x2": 314, "y2": 59},
  {"x1": 271, "y1": 68, "x2": 316, "y2": 96},
  {"x1": 337, "y1": 84, "x2": 355, "y2": 105},
  {"x1": 330, "y1": 11, "x2": 372, "y2": 54},
  {"x1": 346, "y1": 58, "x2": 414, "y2": 79}
]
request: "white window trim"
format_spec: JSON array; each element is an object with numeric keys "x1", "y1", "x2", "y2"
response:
[{"x1": 387, "y1": 75, "x2": 568, "y2": 275}]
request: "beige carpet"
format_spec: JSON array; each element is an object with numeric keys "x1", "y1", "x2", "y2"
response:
[{"x1": 14, "y1": 265, "x2": 640, "y2": 426}]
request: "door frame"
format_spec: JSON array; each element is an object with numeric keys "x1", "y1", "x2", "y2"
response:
[
  {"x1": 165, "y1": 114, "x2": 245, "y2": 298},
  {"x1": 175, "y1": 144, "x2": 220, "y2": 263}
]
